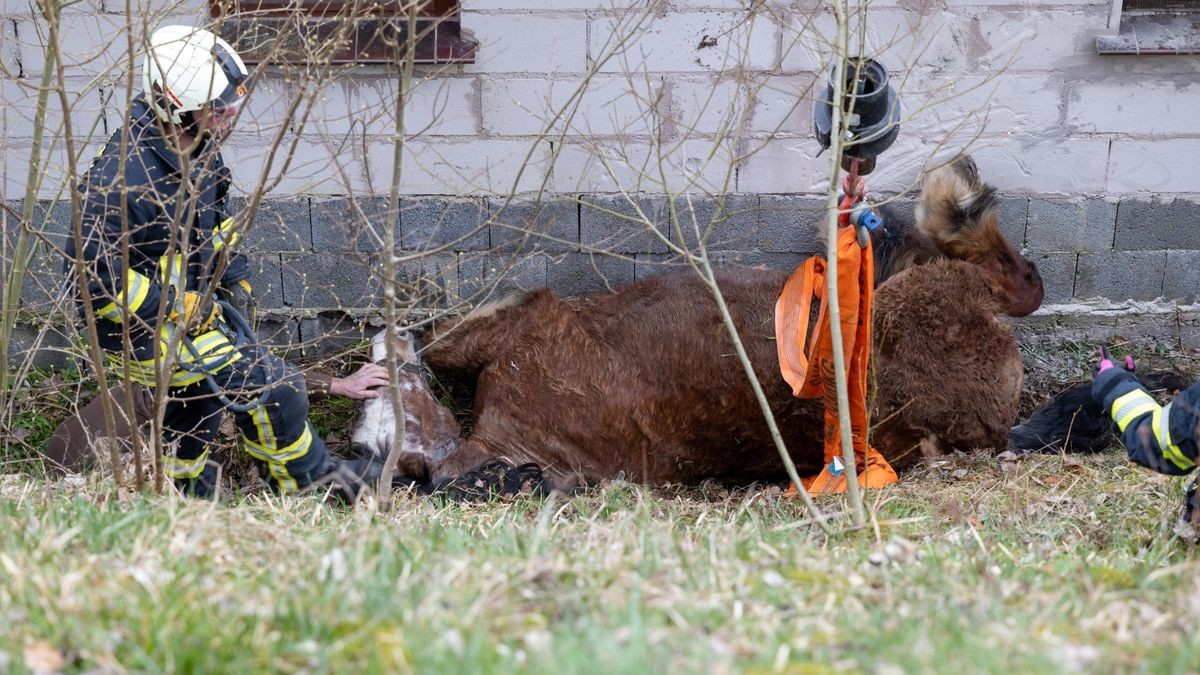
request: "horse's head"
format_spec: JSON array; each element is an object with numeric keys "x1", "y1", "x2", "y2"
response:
[
  {"x1": 348, "y1": 328, "x2": 461, "y2": 481},
  {"x1": 916, "y1": 154, "x2": 1044, "y2": 317}
]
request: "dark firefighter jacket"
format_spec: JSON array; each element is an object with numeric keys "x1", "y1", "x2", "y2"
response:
[
  {"x1": 64, "y1": 96, "x2": 249, "y2": 361},
  {"x1": 1092, "y1": 367, "x2": 1200, "y2": 476}
]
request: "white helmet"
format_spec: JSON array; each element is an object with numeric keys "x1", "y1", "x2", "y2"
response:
[{"x1": 142, "y1": 25, "x2": 249, "y2": 126}]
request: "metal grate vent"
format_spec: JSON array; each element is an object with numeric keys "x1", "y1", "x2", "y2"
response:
[{"x1": 1124, "y1": 1, "x2": 1200, "y2": 12}]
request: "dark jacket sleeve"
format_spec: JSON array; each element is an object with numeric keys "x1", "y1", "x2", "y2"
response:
[
  {"x1": 76, "y1": 170, "x2": 170, "y2": 328},
  {"x1": 1093, "y1": 367, "x2": 1200, "y2": 476},
  {"x1": 221, "y1": 252, "x2": 251, "y2": 287},
  {"x1": 304, "y1": 371, "x2": 333, "y2": 398}
]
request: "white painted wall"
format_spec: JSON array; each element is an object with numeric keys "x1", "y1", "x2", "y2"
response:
[{"x1": 2, "y1": 0, "x2": 1198, "y2": 199}]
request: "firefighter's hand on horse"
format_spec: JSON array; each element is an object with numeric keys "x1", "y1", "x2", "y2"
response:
[{"x1": 330, "y1": 363, "x2": 389, "y2": 400}]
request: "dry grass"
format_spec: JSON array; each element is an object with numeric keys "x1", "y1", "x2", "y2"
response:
[
  {"x1": 2, "y1": 340, "x2": 1199, "y2": 673},
  {"x1": 0, "y1": 449, "x2": 1197, "y2": 673}
]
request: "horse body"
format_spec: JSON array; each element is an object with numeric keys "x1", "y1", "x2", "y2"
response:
[{"x1": 364, "y1": 155, "x2": 1046, "y2": 489}]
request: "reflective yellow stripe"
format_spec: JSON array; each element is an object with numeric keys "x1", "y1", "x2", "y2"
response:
[
  {"x1": 213, "y1": 217, "x2": 240, "y2": 251},
  {"x1": 96, "y1": 268, "x2": 151, "y2": 323},
  {"x1": 159, "y1": 253, "x2": 184, "y2": 291},
  {"x1": 251, "y1": 401, "x2": 277, "y2": 458},
  {"x1": 243, "y1": 423, "x2": 314, "y2": 493},
  {"x1": 1111, "y1": 390, "x2": 1158, "y2": 433},
  {"x1": 164, "y1": 449, "x2": 209, "y2": 479},
  {"x1": 1154, "y1": 403, "x2": 1195, "y2": 471},
  {"x1": 244, "y1": 418, "x2": 311, "y2": 462},
  {"x1": 104, "y1": 328, "x2": 241, "y2": 387}
]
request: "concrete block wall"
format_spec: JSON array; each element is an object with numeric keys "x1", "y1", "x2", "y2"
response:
[{"x1": 3, "y1": 0, "x2": 1200, "y2": 357}]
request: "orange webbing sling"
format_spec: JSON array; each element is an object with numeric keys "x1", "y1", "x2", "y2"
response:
[{"x1": 775, "y1": 226, "x2": 897, "y2": 494}]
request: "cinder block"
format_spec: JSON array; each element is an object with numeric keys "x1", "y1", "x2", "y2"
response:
[
  {"x1": 1114, "y1": 198, "x2": 1200, "y2": 250},
  {"x1": 298, "y1": 314, "x2": 371, "y2": 358},
  {"x1": 32, "y1": 199, "x2": 73, "y2": 240},
  {"x1": 735, "y1": 138, "x2": 833, "y2": 194},
  {"x1": 254, "y1": 316, "x2": 301, "y2": 354},
  {"x1": 972, "y1": 140, "x2": 1110, "y2": 194},
  {"x1": 465, "y1": 13, "x2": 588, "y2": 73},
  {"x1": 903, "y1": 72, "x2": 1063, "y2": 140},
  {"x1": 224, "y1": 137, "x2": 365, "y2": 196},
  {"x1": 466, "y1": 0, "x2": 597, "y2": 8},
  {"x1": 1074, "y1": 250, "x2": 1166, "y2": 301},
  {"x1": 489, "y1": 197, "x2": 578, "y2": 252},
  {"x1": 311, "y1": 196, "x2": 394, "y2": 253},
  {"x1": 397, "y1": 252, "x2": 459, "y2": 307},
  {"x1": 1, "y1": 19, "x2": 17, "y2": 78},
  {"x1": 714, "y1": 250, "x2": 806, "y2": 271},
  {"x1": 244, "y1": 253, "x2": 285, "y2": 310},
  {"x1": 748, "y1": 73, "x2": 817, "y2": 136},
  {"x1": 593, "y1": 11, "x2": 777, "y2": 74},
  {"x1": 1026, "y1": 197, "x2": 1116, "y2": 252},
  {"x1": 1108, "y1": 140, "x2": 1200, "y2": 194},
  {"x1": 229, "y1": 197, "x2": 312, "y2": 252},
  {"x1": 482, "y1": 76, "x2": 661, "y2": 137},
  {"x1": 997, "y1": 196, "x2": 1028, "y2": 249},
  {"x1": 633, "y1": 252, "x2": 688, "y2": 280},
  {"x1": 967, "y1": 10, "x2": 1105, "y2": 71},
  {"x1": 458, "y1": 252, "x2": 547, "y2": 301},
  {"x1": 280, "y1": 252, "x2": 382, "y2": 311},
  {"x1": 1, "y1": 78, "x2": 107, "y2": 143},
  {"x1": 1164, "y1": 251, "x2": 1200, "y2": 304},
  {"x1": 675, "y1": 193, "x2": 758, "y2": 252},
  {"x1": 663, "y1": 77, "x2": 756, "y2": 137},
  {"x1": 15, "y1": 14, "x2": 132, "y2": 80},
  {"x1": 365, "y1": 138, "x2": 552, "y2": 195},
  {"x1": 1068, "y1": 80, "x2": 1200, "y2": 135},
  {"x1": 1027, "y1": 251, "x2": 1076, "y2": 305},
  {"x1": 755, "y1": 195, "x2": 825, "y2": 254},
  {"x1": 580, "y1": 194, "x2": 671, "y2": 254},
  {"x1": 552, "y1": 137, "x2": 738, "y2": 195},
  {"x1": 401, "y1": 198, "x2": 490, "y2": 252},
  {"x1": 546, "y1": 251, "x2": 634, "y2": 297},
  {"x1": 4, "y1": 138, "x2": 105, "y2": 200},
  {"x1": 781, "y1": 9, "x2": 958, "y2": 73},
  {"x1": 304, "y1": 76, "x2": 478, "y2": 138}
]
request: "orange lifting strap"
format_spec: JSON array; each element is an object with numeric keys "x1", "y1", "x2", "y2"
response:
[{"x1": 774, "y1": 226, "x2": 897, "y2": 494}]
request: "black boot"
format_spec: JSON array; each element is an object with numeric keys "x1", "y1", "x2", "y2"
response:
[
  {"x1": 1177, "y1": 478, "x2": 1199, "y2": 544},
  {"x1": 310, "y1": 457, "x2": 383, "y2": 503}
]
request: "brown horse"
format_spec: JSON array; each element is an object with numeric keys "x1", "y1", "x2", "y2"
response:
[{"x1": 359, "y1": 155, "x2": 1045, "y2": 490}]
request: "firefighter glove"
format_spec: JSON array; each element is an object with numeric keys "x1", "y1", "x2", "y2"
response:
[{"x1": 172, "y1": 291, "x2": 220, "y2": 334}]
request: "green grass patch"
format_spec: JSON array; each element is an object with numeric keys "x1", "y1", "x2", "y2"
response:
[{"x1": 0, "y1": 451, "x2": 1197, "y2": 673}]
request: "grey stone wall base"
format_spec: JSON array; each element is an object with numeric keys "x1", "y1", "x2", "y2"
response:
[{"x1": 1014, "y1": 308, "x2": 1200, "y2": 350}]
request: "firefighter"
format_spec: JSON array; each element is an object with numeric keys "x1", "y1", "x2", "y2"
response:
[
  {"x1": 1092, "y1": 346, "x2": 1200, "y2": 540},
  {"x1": 64, "y1": 24, "x2": 380, "y2": 500}
]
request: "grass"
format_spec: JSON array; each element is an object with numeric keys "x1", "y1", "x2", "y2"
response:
[
  {"x1": 2, "y1": 341, "x2": 1200, "y2": 673},
  {"x1": 0, "y1": 453, "x2": 1198, "y2": 673}
]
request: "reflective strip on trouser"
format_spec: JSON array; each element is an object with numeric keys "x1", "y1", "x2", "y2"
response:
[
  {"x1": 96, "y1": 268, "x2": 152, "y2": 322},
  {"x1": 1110, "y1": 389, "x2": 1158, "y2": 433},
  {"x1": 242, "y1": 421, "x2": 317, "y2": 493},
  {"x1": 1154, "y1": 403, "x2": 1195, "y2": 471},
  {"x1": 165, "y1": 447, "x2": 209, "y2": 480},
  {"x1": 226, "y1": 353, "x2": 328, "y2": 493},
  {"x1": 105, "y1": 327, "x2": 242, "y2": 387}
]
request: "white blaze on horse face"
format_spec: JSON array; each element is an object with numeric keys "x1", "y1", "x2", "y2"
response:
[
  {"x1": 352, "y1": 387, "x2": 396, "y2": 460},
  {"x1": 351, "y1": 329, "x2": 411, "y2": 459}
]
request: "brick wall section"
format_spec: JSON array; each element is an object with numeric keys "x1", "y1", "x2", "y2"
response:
[
  {"x1": 4, "y1": 0, "x2": 1200, "y2": 364},
  {"x1": 10, "y1": 192, "x2": 1200, "y2": 319}
]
